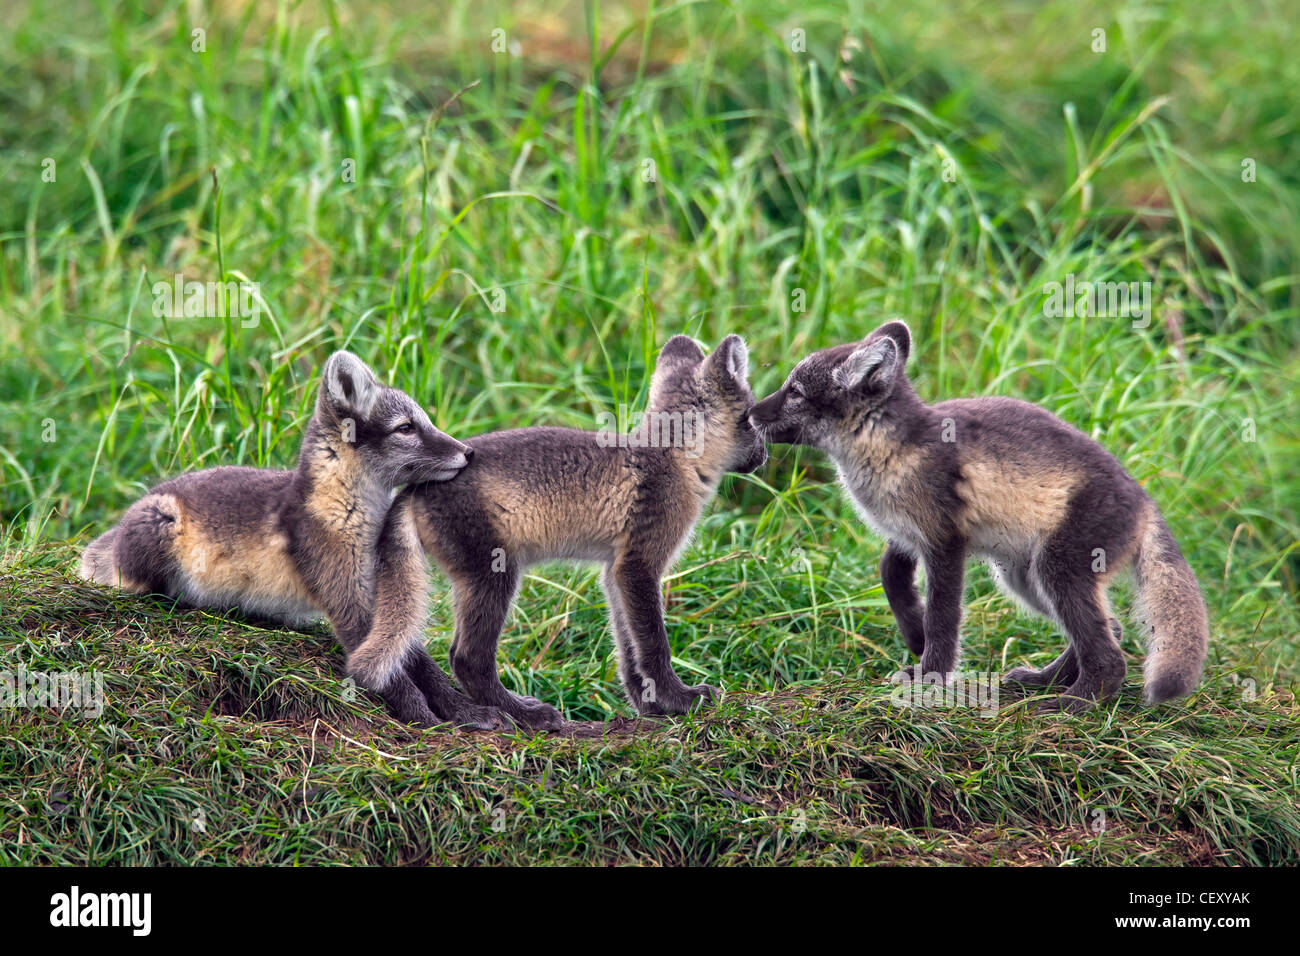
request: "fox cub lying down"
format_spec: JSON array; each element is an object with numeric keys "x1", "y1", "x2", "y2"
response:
[
  {"x1": 359, "y1": 334, "x2": 768, "y2": 730},
  {"x1": 79, "y1": 351, "x2": 505, "y2": 729},
  {"x1": 749, "y1": 320, "x2": 1209, "y2": 710}
]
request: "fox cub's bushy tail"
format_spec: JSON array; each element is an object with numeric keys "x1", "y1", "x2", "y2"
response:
[
  {"x1": 79, "y1": 527, "x2": 120, "y2": 585},
  {"x1": 1135, "y1": 505, "x2": 1209, "y2": 703}
]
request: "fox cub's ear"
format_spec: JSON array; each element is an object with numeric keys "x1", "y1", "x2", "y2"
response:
[
  {"x1": 659, "y1": 335, "x2": 707, "y2": 367},
  {"x1": 323, "y1": 351, "x2": 381, "y2": 419},
  {"x1": 834, "y1": 337, "x2": 900, "y2": 392},
  {"x1": 706, "y1": 334, "x2": 750, "y2": 386},
  {"x1": 870, "y1": 320, "x2": 912, "y2": 363}
]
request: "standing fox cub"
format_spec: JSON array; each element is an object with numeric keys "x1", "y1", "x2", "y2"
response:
[
  {"x1": 363, "y1": 334, "x2": 768, "y2": 730},
  {"x1": 79, "y1": 351, "x2": 505, "y2": 729},
  {"x1": 749, "y1": 321, "x2": 1209, "y2": 710}
]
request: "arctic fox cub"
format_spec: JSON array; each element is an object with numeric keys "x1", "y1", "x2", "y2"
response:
[
  {"x1": 363, "y1": 335, "x2": 768, "y2": 729},
  {"x1": 80, "y1": 351, "x2": 504, "y2": 728},
  {"x1": 749, "y1": 321, "x2": 1208, "y2": 710}
]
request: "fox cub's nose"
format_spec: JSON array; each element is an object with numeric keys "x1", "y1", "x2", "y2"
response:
[
  {"x1": 446, "y1": 443, "x2": 473, "y2": 470},
  {"x1": 748, "y1": 394, "x2": 779, "y2": 424}
]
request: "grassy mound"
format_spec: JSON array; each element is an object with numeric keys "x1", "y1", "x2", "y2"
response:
[{"x1": 3, "y1": 562, "x2": 1296, "y2": 865}]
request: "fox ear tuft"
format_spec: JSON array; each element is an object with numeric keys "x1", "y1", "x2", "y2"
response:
[
  {"x1": 323, "y1": 351, "x2": 380, "y2": 419},
  {"x1": 834, "y1": 338, "x2": 899, "y2": 392},
  {"x1": 707, "y1": 334, "x2": 750, "y2": 385}
]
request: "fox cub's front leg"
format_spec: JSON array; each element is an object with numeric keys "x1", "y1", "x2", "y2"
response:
[
  {"x1": 600, "y1": 565, "x2": 650, "y2": 707},
  {"x1": 609, "y1": 557, "x2": 719, "y2": 716},
  {"x1": 880, "y1": 540, "x2": 926, "y2": 656},
  {"x1": 895, "y1": 539, "x2": 966, "y2": 682},
  {"x1": 917, "y1": 540, "x2": 966, "y2": 679}
]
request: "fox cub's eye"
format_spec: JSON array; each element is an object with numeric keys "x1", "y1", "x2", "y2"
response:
[
  {"x1": 391, "y1": 422, "x2": 414, "y2": 435},
  {"x1": 788, "y1": 383, "x2": 805, "y2": 400}
]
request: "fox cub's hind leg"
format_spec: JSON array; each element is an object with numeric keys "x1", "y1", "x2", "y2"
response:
[
  {"x1": 1004, "y1": 622, "x2": 1124, "y2": 690},
  {"x1": 1004, "y1": 647, "x2": 1080, "y2": 689},
  {"x1": 448, "y1": 562, "x2": 565, "y2": 731},
  {"x1": 380, "y1": 510, "x2": 512, "y2": 730},
  {"x1": 91, "y1": 494, "x2": 184, "y2": 594},
  {"x1": 610, "y1": 556, "x2": 719, "y2": 716},
  {"x1": 402, "y1": 649, "x2": 511, "y2": 731},
  {"x1": 880, "y1": 541, "x2": 926, "y2": 656},
  {"x1": 1028, "y1": 537, "x2": 1126, "y2": 712},
  {"x1": 995, "y1": 559, "x2": 1082, "y2": 689}
]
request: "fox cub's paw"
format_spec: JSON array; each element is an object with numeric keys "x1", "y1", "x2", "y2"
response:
[
  {"x1": 638, "y1": 682, "x2": 721, "y2": 717},
  {"x1": 502, "y1": 693, "x2": 566, "y2": 732},
  {"x1": 683, "y1": 683, "x2": 721, "y2": 712},
  {"x1": 443, "y1": 701, "x2": 516, "y2": 733},
  {"x1": 1002, "y1": 665, "x2": 1058, "y2": 687},
  {"x1": 890, "y1": 664, "x2": 955, "y2": 685}
]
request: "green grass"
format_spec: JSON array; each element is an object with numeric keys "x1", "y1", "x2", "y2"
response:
[
  {"x1": 4, "y1": 558, "x2": 1298, "y2": 865},
  {"x1": 1, "y1": 0, "x2": 1297, "y2": 865}
]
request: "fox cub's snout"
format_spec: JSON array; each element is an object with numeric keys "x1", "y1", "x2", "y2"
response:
[{"x1": 319, "y1": 351, "x2": 472, "y2": 486}]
